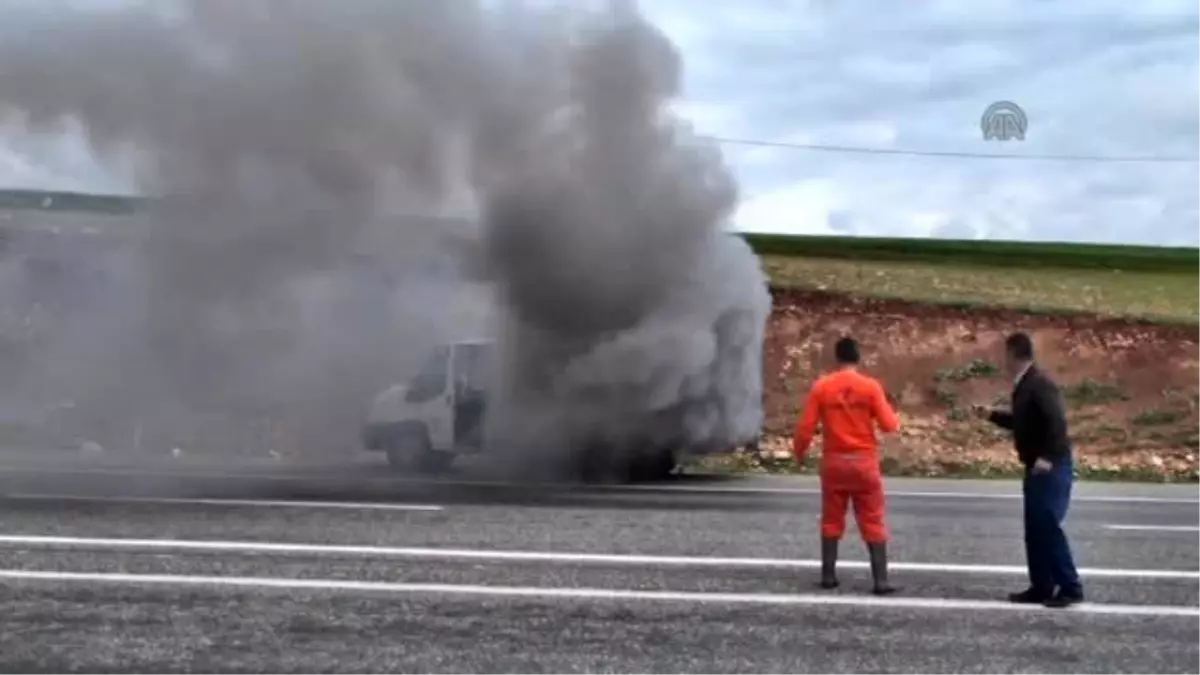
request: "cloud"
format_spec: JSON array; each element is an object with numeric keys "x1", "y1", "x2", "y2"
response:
[
  {"x1": 643, "y1": 0, "x2": 1199, "y2": 245},
  {"x1": 1, "y1": 0, "x2": 1197, "y2": 245},
  {"x1": 0, "y1": 118, "x2": 135, "y2": 194}
]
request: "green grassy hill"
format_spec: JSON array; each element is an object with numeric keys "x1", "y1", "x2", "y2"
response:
[
  {"x1": 3, "y1": 188, "x2": 1197, "y2": 321},
  {"x1": 743, "y1": 232, "x2": 1198, "y2": 274}
]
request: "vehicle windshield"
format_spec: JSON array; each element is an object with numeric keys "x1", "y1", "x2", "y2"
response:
[
  {"x1": 453, "y1": 342, "x2": 494, "y2": 391},
  {"x1": 407, "y1": 346, "x2": 449, "y2": 401}
]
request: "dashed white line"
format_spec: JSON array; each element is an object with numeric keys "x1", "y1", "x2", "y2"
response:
[
  {"x1": 0, "y1": 534, "x2": 1194, "y2": 580},
  {"x1": 5, "y1": 494, "x2": 443, "y2": 512},
  {"x1": 1104, "y1": 525, "x2": 1200, "y2": 533},
  {"x1": 0, "y1": 569, "x2": 1195, "y2": 618}
]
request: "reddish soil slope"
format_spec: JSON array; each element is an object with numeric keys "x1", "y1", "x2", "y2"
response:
[{"x1": 761, "y1": 289, "x2": 1199, "y2": 479}]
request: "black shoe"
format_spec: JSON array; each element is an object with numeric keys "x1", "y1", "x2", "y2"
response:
[
  {"x1": 819, "y1": 537, "x2": 839, "y2": 590},
  {"x1": 867, "y1": 542, "x2": 899, "y2": 596},
  {"x1": 1044, "y1": 589, "x2": 1085, "y2": 608},
  {"x1": 1008, "y1": 587, "x2": 1053, "y2": 604}
]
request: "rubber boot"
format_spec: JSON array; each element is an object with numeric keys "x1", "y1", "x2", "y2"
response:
[
  {"x1": 867, "y1": 542, "x2": 898, "y2": 596},
  {"x1": 819, "y1": 537, "x2": 840, "y2": 589}
]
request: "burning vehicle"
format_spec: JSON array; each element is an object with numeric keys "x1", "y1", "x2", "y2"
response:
[{"x1": 362, "y1": 332, "x2": 761, "y2": 483}]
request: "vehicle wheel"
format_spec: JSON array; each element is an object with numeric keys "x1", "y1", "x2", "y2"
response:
[
  {"x1": 627, "y1": 448, "x2": 677, "y2": 482},
  {"x1": 575, "y1": 442, "x2": 614, "y2": 484},
  {"x1": 416, "y1": 448, "x2": 455, "y2": 474},
  {"x1": 384, "y1": 427, "x2": 453, "y2": 474},
  {"x1": 383, "y1": 436, "x2": 417, "y2": 472}
]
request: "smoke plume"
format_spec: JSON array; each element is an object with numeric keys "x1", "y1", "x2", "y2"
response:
[{"x1": 0, "y1": 0, "x2": 769, "y2": 478}]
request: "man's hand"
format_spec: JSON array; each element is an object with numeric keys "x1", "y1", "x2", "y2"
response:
[
  {"x1": 972, "y1": 404, "x2": 1009, "y2": 419},
  {"x1": 1031, "y1": 457, "x2": 1053, "y2": 475}
]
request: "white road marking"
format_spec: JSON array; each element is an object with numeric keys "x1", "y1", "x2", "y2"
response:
[
  {"x1": 0, "y1": 568, "x2": 1195, "y2": 617},
  {"x1": 5, "y1": 494, "x2": 443, "y2": 512},
  {"x1": 1105, "y1": 525, "x2": 1200, "y2": 533},
  {"x1": 0, "y1": 534, "x2": 1195, "y2": 580},
  {"x1": 612, "y1": 484, "x2": 1200, "y2": 504},
  {"x1": 0, "y1": 463, "x2": 1195, "y2": 504}
]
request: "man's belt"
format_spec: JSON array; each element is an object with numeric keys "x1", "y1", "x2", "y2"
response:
[{"x1": 823, "y1": 446, "x2": 876, "y2": 456}]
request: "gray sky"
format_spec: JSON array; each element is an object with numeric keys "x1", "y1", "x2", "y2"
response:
[{"x1": 1, "y1": 0, "x2": 1197, "y2": 245}]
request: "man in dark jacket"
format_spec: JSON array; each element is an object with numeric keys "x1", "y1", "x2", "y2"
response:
[{"x1": 973, "y1": 332, "x2": 1084, "y2": 608}]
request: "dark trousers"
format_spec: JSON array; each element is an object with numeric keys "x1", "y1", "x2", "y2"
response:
[{"x1": 1022, "y1": 457, "x2": 1081, "y2": 594}]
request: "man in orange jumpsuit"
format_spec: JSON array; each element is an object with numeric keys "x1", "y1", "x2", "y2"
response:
[{"x1": 794, "y1": 337, "x2": 901, "y2": 595}]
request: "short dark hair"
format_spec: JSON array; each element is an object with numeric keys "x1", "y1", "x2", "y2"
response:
[
  {"x1": 834, "y1": 337, "x2": 860, "y2": 364},
  {"x1": 1004, "y1": 332, "x2": 1035, "y2": 360}
]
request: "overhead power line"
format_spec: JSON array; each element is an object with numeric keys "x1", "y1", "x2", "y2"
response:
[{"x1": 703, "y1": 136, "x2": 1200, "y2": 164}]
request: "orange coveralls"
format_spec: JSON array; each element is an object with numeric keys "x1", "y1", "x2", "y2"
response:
[{"x1": 794, "y1": 368, "x2": 900, "y2": 543}]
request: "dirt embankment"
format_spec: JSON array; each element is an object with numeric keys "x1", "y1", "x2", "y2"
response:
[{"x1": 756, "y1": 289, "x2": 1200, "y2": 481}]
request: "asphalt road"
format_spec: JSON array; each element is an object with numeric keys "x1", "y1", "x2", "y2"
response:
[{"x1": 0, "y1": 458, "x2": 1196, "y2": 673}]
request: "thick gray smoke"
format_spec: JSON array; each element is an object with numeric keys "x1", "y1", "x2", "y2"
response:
[
  {"x1": 0, "y1": 0, "x2": 768, "y2": 476},
  {"x1": 479, "y1": 17, "x2": 770, "y2": 476}
]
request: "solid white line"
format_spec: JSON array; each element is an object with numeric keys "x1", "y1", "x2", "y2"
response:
[
  {"x1": 0, "y1": 534, "x2": 1195, "y2": 580},
  {"x1": 0, "y1": 569, "x2": 1195, "y2": 618},
  {"x1": 615, "y1": 484, "x2": 1200, "y2": 505},
  {"x1": 0, "y1": 463, "x2": 1195, "y2": 504},
  {"x1": 5, "y1": 494, "x2": 443, "y2": 512},
  {"x1": 1105, "y1": 525, "x2": 1200, "y2": 533}
]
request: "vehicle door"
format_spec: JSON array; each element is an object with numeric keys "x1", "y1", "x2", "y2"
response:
[
  {"x1": 404, "y1": 346, "x2": 453, "y2": 449},
  {"x1": 450, "y1": 342, "x2": 489, "y2": 451}
]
